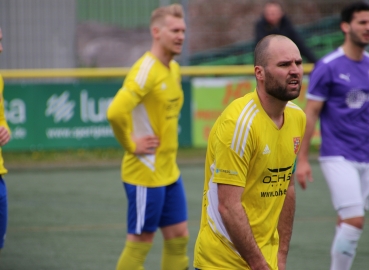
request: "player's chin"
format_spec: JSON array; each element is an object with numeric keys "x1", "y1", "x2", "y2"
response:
[
  {"x1": 287, "y1": 86, "x2": 301, "y2": 98},
  {"x1": 288, "y1": 89, "x2": 301, "y2": 100},
  {"x1": 172, "y1": 45, "x2": 182, "y2": 54}
]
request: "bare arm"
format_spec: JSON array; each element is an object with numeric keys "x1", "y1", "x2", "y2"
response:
[
  {"x1": 296, "y1": 99, "x2": 324, "y2": 189},
  {"x1": 277, "y1": 174, "x2": 296, "y2": 270},
  {"x1": 0, "y1": 126, "x2": 10, "y2": 146},
  {"x1": 218, "y1": 184, "x2": 269, "y2": 270}
]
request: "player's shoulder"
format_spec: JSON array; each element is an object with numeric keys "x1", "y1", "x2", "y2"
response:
[
  {"x1": 319, "y1": 47, "x2": 345, "y2": 66},
  {"x1": 125, "y1": 52, "x2": 159, "y2": 87},
  {"x1": 310, "y1": 48, "x2": 345, "y2": 77},
  {"x1": 286, "y1": 101, "x2": 306, "y2": 119},
  {"x1": 216, "y1": 92, "x2": 262, "y2": 136},
  {"x1": 222, "y1": 91, "x2": 259, "y2": 119},
  {"x1": 286, "y1": 101, "x2": 306, "y2": 132},
  {"x1": 286, "y1": 101, "x2": 304, "y2": 112},
  {"x1": 131, "y1": 52, "x2": 157, "y2": 71},
  {"x1": 170, "y1": 59, "x2": 180, "y2": 69}
]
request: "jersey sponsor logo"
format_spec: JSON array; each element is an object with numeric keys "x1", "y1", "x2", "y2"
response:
[
  {"x1": 262, "y1": 165, "x2": 293, "y2": 184},
  {"x1": 339, "y1": 73, "x2": 350, "y2": 82},
  {"x1": 260, "y1": 188, "x2": 287, "y2": 198},
  {"x1": 215, "y1": 168, "x2": 238, "y2": 175},
  {"x1": 345, "y1": 89, "x2": 369, "y2": 109},
  {"x1": 293, "y1": 137, "x2": 301, "y2": 154},
  {"x1": 262, "y1": 144, "x2": 270, "y2": 155}
]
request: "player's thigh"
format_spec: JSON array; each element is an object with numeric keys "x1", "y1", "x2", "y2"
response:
[
  {"x1": 359, "y1": 162, "x2": 369, "y2": 211},
  {"x1": 159, "y1": 175, "x2": 188, "y2": 228},
  {"x1": 0, "y1": 177, "x2": 7, "y2": 249},
  {"x1": 123, "y1": 182, "x2": 166, "y2": 234},
  {"x1": 320, "y1": 158, "x2": 363, "y2": 212}
]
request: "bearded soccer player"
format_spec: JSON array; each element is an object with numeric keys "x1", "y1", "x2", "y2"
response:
[
  {"x1": 194, "y1": 35, "x2": 306, "y2": 270},
  {"x1": 107, "y1": 4, "x2": 189, "y2": 270}
]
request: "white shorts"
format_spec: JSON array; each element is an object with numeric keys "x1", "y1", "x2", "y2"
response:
[{"x1": 319, "y1": 156, "x2": 369, "y2": 219}]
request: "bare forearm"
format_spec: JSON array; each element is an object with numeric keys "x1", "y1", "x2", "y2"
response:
[
  {"x1": 298, "y1": 116, "x2": 316, "y2": 160},
  {"x1": 220, "y1": 204, "x2": 269, "y2": 269},
  {"x1": 298, "y1": 101, "x2": 322, "y2": 161},
  {"x1": 277, "y1": 184, "x2": 296, "y2": 268}
]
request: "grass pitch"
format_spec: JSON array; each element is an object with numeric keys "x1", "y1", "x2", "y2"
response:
[{"x1": 1, "y1": 150, "x2": 368, "y2": 269}]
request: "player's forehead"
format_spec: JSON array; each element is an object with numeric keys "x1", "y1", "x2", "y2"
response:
[
  {"x1": 351, "y1": 10, "x2": 369, "y2": 22},
  {"x1": 267, "y1": 38, "x2": 300, "y2": 63},
  {"x1": 164, "y1": 15, "x2": 186, "y2": 29}
]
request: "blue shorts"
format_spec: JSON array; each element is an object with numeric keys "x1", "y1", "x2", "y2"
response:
[
  {"x1": 123, "y1": 176, "x2": 187, "y2": 234},
  {"x1": 0, "y1": 176, "x2": 7, "y2": 249}
]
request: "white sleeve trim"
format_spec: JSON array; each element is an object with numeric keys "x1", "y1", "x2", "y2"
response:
[{"x1": 306, "y1": 93, "x2": 327, "y2": 101}]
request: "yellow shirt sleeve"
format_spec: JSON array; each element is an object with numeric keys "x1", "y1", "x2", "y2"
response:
[
  {"x1": 106, "y1": 53, "x2": 157, "y2": 153},
  {"x1": 0, "y1": 76, "x2": 10, "y2": 134},
  {"x1": 106, "y1": 87, "x2": 140, "y2": 153}
]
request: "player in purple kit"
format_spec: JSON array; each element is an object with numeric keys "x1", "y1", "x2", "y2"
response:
[{"x1": 296, "y1": 2, "x2": 369, "y2": 270}]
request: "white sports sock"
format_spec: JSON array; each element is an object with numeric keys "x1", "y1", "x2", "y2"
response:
[{"x1": 330, "y1": 223, "x2": 362, "y2": 270}]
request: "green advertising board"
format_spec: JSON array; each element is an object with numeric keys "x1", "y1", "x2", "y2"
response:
[
  {"x1": 3, "y1": 81, "x2": 192, "y2": 151},
  {"x1": 191, "y1": 77, "x2": 319, "y2": 147}
]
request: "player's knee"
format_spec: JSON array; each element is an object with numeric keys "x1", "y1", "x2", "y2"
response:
[
  {"x1": 164, "y1": 236, "x2": 189, "y2": 254},
  {"x1": 162, "y1": 236, "x2": 189, "y2": 270},
  {"x1": 338, "y1": 205, "x2": 365, "y2": 228}
]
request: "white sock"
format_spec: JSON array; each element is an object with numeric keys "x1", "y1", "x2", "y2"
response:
[{"x1": 330, "y1": 223, "x2": 362, "y2": 270}]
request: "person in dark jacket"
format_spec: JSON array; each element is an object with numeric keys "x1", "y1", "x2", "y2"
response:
[{"x1": 254, "y1": 0, "x2": 318, "y2": 63}]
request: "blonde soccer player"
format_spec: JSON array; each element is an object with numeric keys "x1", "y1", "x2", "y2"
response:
[{"x1": 107, "y1": 4, "x2": 189, "y2": 270}]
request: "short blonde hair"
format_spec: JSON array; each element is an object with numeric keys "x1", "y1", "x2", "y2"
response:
[{"x1": 150, "y1": 4, "x2": 184, "y2": 26}]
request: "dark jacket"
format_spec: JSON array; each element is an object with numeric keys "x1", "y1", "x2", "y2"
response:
[{"x1": 254, "y1": 15, "x2": 317, "y2": 63}]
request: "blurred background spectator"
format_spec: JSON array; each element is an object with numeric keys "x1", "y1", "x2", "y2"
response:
[{"x1": 254, "y1": 0, "x2": 318, "y2": 63}]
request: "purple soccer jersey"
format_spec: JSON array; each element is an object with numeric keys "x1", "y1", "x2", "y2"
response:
[{"x1": 307, "y1": 47, "x2": 369, "y2": 162}]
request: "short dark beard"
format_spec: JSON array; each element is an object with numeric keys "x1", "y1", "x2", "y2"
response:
[
  {"x1": 350, "y1": 30, "x2": 369, "y2": 48},
  {"x1": 264, "y1": 69, "x2": 301, "y2": 101}
]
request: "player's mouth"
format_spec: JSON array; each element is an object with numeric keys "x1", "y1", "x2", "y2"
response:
[
  {"x1": 363, "y1": 33, "x2": 369, "y2": 39},
  {"x1": 288, "y1": 79, "x2": 300, "y2": 89}
]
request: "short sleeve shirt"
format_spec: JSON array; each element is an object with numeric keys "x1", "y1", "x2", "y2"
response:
[{"x1": 307, "y1": 47, "x2": 369, "y2": 162}]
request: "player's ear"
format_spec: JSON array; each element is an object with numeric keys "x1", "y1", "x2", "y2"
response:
[
  {"x1": 254, "y1": 66, "x2": 265, "y2": 81},
  {"x1": 340, "y1": 21, "x2": 349, "y2": 34},
  {"x1": 151, "y1": 25, "x2": 161, "y2": 39}
]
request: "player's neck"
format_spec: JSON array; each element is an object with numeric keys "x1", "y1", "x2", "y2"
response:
[
  {"x1": 257, "y1": 89, "x2": 286, "y2": 129},
  {"x1": 150, "y1": 46, "x2": 173, "y2": 68},
  {"x1": 342, "y1": 42, "x2": 366, "y2": 61}
]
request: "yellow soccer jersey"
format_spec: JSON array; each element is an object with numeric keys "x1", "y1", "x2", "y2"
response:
[
  {"x1": 194, "y1": 91, "x2": 306, "y2": 269},
  {"x1": 107, "y1": 52, "x2": 183, "y2": 187},
  {"x1": 0, "y1": 75, "x2": 9, "y2": 175}
]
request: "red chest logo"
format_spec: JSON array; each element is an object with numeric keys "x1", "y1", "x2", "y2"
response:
[{"x1": 293, "y1": 137, "x2": 301, "y2": 154}]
